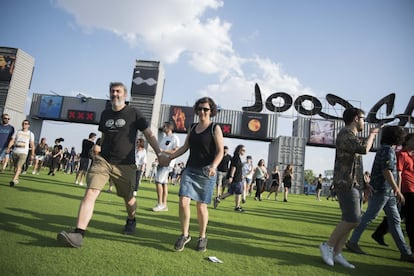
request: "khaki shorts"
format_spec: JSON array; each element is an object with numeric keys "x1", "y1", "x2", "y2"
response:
[
  {"x1": 87, "y1": 155, "x2": 136, "y2": 201},
  {"x1": 12, "y1": 153, "x2": 28, "y2": 168}
]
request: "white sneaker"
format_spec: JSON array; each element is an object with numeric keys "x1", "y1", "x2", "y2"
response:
[
  {"x1": 152, "y1": 204, "x2": 164, "y2": 212},
  {"x1": 32, "y1": 171, "x2": 36, "y2": 175},
  {"x1": 79, "y1": 182, "x2": 84, "y2": 186},
  {"x1": 133, "y1": 191, "x2": 137, "y2": 197},
  {"x1": 319, "y1": 242, "x2": 334, "y2": 266},
  {"x1": 334, "y1": 253, "x2": 355, "y2": 269}
]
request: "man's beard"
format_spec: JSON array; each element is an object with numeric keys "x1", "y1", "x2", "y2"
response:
[{"x1": 111, "y1": 98, "x2": 125, "y2": 108}]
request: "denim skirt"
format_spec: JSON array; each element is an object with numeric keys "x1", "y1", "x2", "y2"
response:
[{"x1": 179, "y1": 166, "x2": 217, "y2": 204}]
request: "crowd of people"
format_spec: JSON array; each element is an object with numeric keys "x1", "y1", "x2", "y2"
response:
[{"x1": 2, "y1": 85, "x2": 413, "y2": 267}]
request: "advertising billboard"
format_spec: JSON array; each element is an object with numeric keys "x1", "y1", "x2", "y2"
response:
[
  {"x1": 0, "y1": 54, "x2": 16, "y2": 82},
  {"x1": 169, "y1": 105, "x2": 195, "y2": 133},
  {"x1": 241, "y1": 112, "x2": 268, "y2": 139},
  {"x1": 38, "y1": 95, "x2": 63, "y2": 119},
  {"x1": 130, "y1": 67, "x2": 159, "y2": 96},
  {"x1": 308, "y1": 119, "x2": 335, "y2": 147}
]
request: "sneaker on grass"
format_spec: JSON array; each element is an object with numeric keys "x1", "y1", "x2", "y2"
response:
[
  {"x1": 319, "y1": 242, "x2": 334, "y2": 266},
  {"x1": 197, "y1": 237, "x2": 208, "y2": 252},
  {"x1": 213, "y1": 197, "x2": 220, "y2": 209},
  {"x1": 123, "y1": 218, "x2": 136, "y2": 235},
  {"x1": 234, "y1": 207, "x2": 245, "y2": 212},
  {"x1": 334, "y1": 253, "x2": 355, "y2": 268},
  {"x1": 9, "y1": 180, "x2": 18, "y2": 187},
  {"x1": 345, "y1": 240, "x2": 366, "y2": 254},
  {"x1": 174, "y1": 234, "x2": 191, "y2": 251},
  {"x1": 153, "y1": 204, "x2": 168, "y2": 212},
  {"x1": 400, "y1": 254, "x2": 414, "y2": 263},
  {"x1": 57, "y1": 230, "x2": 83, "y2": 248}
]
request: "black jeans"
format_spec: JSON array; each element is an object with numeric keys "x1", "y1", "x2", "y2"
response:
[
  {"x1": 255, "y1": 178, "x2": 265, "y2": 199},
  {"x1": 402, "y1": 192, "x2": 414, "y2": 251}
]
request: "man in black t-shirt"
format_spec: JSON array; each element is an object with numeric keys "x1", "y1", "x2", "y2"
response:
[{"x1": 57, "y1": 82, "x2": 167, "y2": 248}]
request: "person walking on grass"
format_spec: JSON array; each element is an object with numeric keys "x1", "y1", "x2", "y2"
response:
[
  {"x1": 345, "y1": 126, "x2": 414, "y2": 263},
  {"x1": 398, "y1": 133, "x2": 414, "y2": 253},
  {"x1": 369, "y1": 134, "x2": 414, "y2": 251},
  {"x1": 214, "y1": 145, "x2": 246, "y2": 212},
  {"x1": 48, "y1": 138, "x2": 63, "y2": 176},
  {"x1": 242, "y1": 155, "x2": 254, "y2": 202},
  {"x1": 282, "y1": 164, "x2": 293, "y2": 202},
  {"x1": 253, "y1": 159, "x2": 268, "y2": 201},
  {"x1": 0, "y1": 113, "x2": 14, "y2": 172},
  {"x1": 152, "y1": 121, "x2": 180, "y2": 212},
  {"x1": 134, "y1": 138, "x2": 146, "y2": 197},
  {"x1": 32, "y1": 137, "x2": 48, "y2": 175},
  {"x1": 215, "y1": 146, "x2": 231, "y2": 198},
  {"x1": 74, "y1": 133, "x2": 96, "y2": 185},
  {"x1": 316, "y1": 174, "x2": 323, "y2": 201},
  {"x1": 166, "y1": 97, "x2": 224, "y2": 252},
  {"x1": 57, "y1": 82, "x2": 167, "y2": 248},
  {"x1": 7, "y1": 120, "x2": 35, "y2": 186},
  {"x1": 319, "y1": 107, "x2": 379, "y2": 269},
  {"x1": 266, "y1": 165, "x2": 281, "y2": 200}
]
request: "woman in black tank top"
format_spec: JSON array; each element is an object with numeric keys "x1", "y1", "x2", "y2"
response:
[{"x1": 167, "y1": 97, "x2": 224, "y2": 252}]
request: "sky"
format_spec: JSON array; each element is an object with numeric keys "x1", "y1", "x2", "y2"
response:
[{"x1": 1, "y1": 0, "x2": 413, "y2": 176}]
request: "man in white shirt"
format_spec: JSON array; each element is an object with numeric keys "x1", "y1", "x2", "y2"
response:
[{"x1": 7, "y1": 120, "x2": 35, "y2": 186}]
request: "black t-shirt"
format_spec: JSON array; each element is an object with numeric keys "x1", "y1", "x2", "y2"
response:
[
  {"x1": 217, "y1": 153, "x2": 232, "y2": 172},
  {"x1": 52, "y1": 144, "x2": 62, "y2": 156},
  {"x1": 80, "y1": 139, "x2": 95, "y2": 158},
  {"x1": 230, "y1": 154, "x2": 243, "y2": 182},
  {"x1": 99, "y1": 105, "x2": 148, "y2": 164}
]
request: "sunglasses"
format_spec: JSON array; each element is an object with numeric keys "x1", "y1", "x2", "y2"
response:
[
  {"x1": 3, "y1": 118, "x2": 10, "y2": 120},
  {"x1": 197, "y1": 107, "x2": 210, "y2": 112}
]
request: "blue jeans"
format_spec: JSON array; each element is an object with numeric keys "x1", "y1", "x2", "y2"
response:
[{"x1": 349, "y1": 190, "x2": 412, "y2": 255}]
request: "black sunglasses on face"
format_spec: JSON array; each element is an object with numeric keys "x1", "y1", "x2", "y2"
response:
[{"x1": 197, "y1": 107, "x2": 210, "y2": 112}]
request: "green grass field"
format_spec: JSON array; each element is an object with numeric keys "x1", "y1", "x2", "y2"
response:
[{"x1": 0, "y1": 168, "x2": 413, "y2": 275}]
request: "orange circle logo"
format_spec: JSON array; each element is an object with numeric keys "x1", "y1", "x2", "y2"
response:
[{"x1": 248, "y1": 119, "x2": 261, "y2": 132}]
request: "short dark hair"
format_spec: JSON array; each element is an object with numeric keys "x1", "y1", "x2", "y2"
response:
[
  {"x1": 89, "y1": 132, "x2": 97, "y2": 139},
  {"x1": 342, "y1": 107, "x2": 364, "y2": 125},
  {"x1": 109, "y1": 82, "x2": 127, "y2": 94},
  {"x1": 380, "y1": 125, "x2": 405, "y2": 145},
  {"x1": 193, "y1": 97, "x2": 218, "y2": 117},
  {"x1": 163, "y1": 122, "x2": 174, "y2": 130}
]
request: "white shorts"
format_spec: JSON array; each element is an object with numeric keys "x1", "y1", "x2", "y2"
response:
[
  {"x1": 155, "y1": 166, "x2": 171, "y2": 184},
  {"x1": 35, "y1": 155, "x2": 45, "y2": 161}
]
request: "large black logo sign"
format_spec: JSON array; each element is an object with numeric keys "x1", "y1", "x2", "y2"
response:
[{"x1": 242, "y1": 83, "x2": 413, "y2": 126}]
